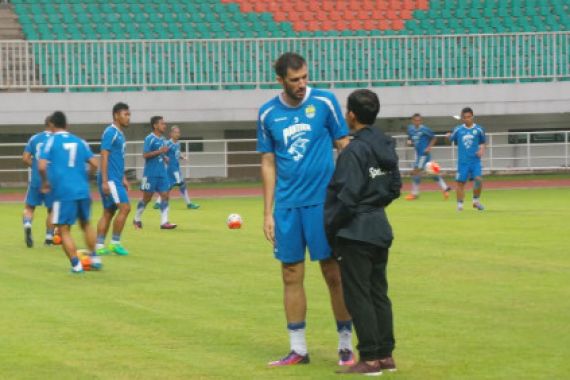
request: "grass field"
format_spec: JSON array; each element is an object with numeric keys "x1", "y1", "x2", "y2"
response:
[{"x1": 0, "y1": 187, "x2": 569, "y2": 379}]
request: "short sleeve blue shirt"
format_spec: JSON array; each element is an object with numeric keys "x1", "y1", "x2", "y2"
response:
[
  {"x1": 256, "y1": 87, "x2": 349, "y2": 209},
  {"x1": 166, "y1": 139, "x2": 181, "y2": 173},
  {"x1": 407, "y1": 125, "x2": 435, "y2": 155},
  {"x1": 24, "y1": 131, "x2": 51, "y2": 188},
  {"x1": 449, "y1": 124, "x2": 486, "y2": 163},
  {"x1": 143, "y1": 133, "x2": 167, "y2": 178},
  {"x1": 99, "y1": 124, "x2": 126, "y2": 182}
]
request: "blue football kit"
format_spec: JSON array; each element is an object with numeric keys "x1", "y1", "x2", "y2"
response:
[
  {"x1": 97, "y1": 124, "x2": 129, "y2": 209},
  {"x1": 449, "y1": 124, "x2": 486, "y2": 182},
  {"x1": 24, "y1": 131, "x2": 54, "y2": 208},
  {"x1": 141, "y1": 133, "x2": 169, "y2": 193},
  {"x1": 257, "y1": 87, "x2": 349, "y2": 263},
  {"x1": 166, "y1": 139, "x2": 184, "y2": 186},
  {"x1": 40, "y1": 131, "x2": 94, "y2": 225},
  {"x1": 407, "y1": 124, "x2": 435, "y2": 170}
]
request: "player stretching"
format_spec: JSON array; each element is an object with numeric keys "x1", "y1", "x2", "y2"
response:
[
  {"x1": 447, "y1": 107, "x2": 486, "y2": 211},
  {"x1": 22, "y1": 116, "x2": 55, "y2": 247},
  {"x1": 95, "y1": 102, "x2": 132, "y2": 256},
  {"x1": 258, "y1": 52, "x2": 354, "y2": 367},
  {"x1": 153, "y1": 125, "x2": 200, "y2": 210},
  {"x1": 38, "y1": 111, "x2": 101, "y2": 273},
  {"x1": 133, "y1": 116, "x2": 177, "y2": 229},
  {"x1": 405, "y1": 113, "x2": 450, "y2": 200}
]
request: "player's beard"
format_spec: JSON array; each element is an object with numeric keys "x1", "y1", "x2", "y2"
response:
[{"x1": 285, "y1": 83, "x2": 306, "y2": 102}]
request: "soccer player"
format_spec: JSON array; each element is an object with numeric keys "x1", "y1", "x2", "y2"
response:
[
  {"x1": 38, "y1": 111, "x2": 101, "y2": 273},
  {"x1": 95, "y1": 102, "x2": 132, "y2": 256},
  {"x1": 153, "y1": 125, "x2": 200, "y2": 210},
  {"x1": 257, "y1": 52, "x2": 354, "y2": 367},
  {"x1": 133, "y1": 116, "x2": 177, "y2": 229},
  {"x1": 447, "y1": 107, "x2": 486, "y2": 211},
  {"x1": 22, "y1": 116, "x2": 55, "y2": 247},
  {"x1": 405, "y1": 113, "x2": 451, "y2": 200}
]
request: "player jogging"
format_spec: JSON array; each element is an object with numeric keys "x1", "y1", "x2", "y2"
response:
[
  {"x1": 133, "y1": 116, "x2": 177, "y2": 229},
  {"x1": 95, "y1": 102, "x2": 132, "y2": 256},
  {"x1": 405, "y1": 113, "x2": 450, "y2": 200},
  {"x1": 257, "y1": 52, "x2": 354, "y2": 367},
  {"x1": 22, "y1": 116, "x2": 55, "y2": 247},
  {"x1": 447, "y1": 107, "x2": 486, "y2": 211},
  {"x1": 153, "y1": 125, "x2": 200, "y2": 210},
  {"x1": 38, "y1": 111, "x2": 101, "y2": 273}
]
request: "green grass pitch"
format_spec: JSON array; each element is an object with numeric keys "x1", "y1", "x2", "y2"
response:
[{"x1": 0, "y1": 188, "x2": 568, "y2": 379}]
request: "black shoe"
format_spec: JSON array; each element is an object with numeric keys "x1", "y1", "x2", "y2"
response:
[
  {"x1": 25, "y1": 227, "x2": 33, "y2": 248},
  {"x1": 44, "y1": 239, "x2": 54, "y2": 246}
]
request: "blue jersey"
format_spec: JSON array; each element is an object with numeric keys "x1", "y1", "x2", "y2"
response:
[
  {"x1": 407, "y1": 125, "x2": 435, "y2": 156},
  {"x1": 40, "y1": 131, "x2": 94, "y2": 201},
  {"x1": 99, "y1": 124, "x2": 126, "y2": 182},
  {"x1": 166, "y1": 139, "x2": 181, "y2": 173},
  {"x1": 143, "y1": 133, "x2": 167, "y2": 178},
  {"x1": 449, "y1": 124, "x2": 486, "y2": 163},
  {"x1": 24, "y1": 131, "x2": 51, "y2": 188},
  {"x1": 256, "y1": 87, "x2": 349, "y2": 209}
]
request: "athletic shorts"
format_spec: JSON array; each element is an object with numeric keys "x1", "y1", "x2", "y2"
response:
[
  {"x1": 456, "y1": 161, "x2": 482, "y2": 182},
  {"x1": 274, "y1": 204, "x2": 332, "y2": 264},
  {"x1": 98, "y1": 178, "x2": 129, "y2": 210},
  {"x1": 140, "y1": 176, "x2": 170, "y2": 193},
  {"x1": 168, "y1": 170, "x2": 184, "y2": 188},
  {"x1": 414, "y1": 153, "x2": 431, "y2": 170},
  {"x1": 25, "y1": 186, "x2": 54, "y2": 209},
  {"x1": 51, "y1": 198, "x2": 91, "y2": 225}
]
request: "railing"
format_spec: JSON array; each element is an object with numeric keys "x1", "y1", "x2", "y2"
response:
[
  {"x1": 0, "y1": 32, "x2": 569, "y2": 91},
  {"x1": 1, "y1": 131, "x2": 569, "y2": 185}
]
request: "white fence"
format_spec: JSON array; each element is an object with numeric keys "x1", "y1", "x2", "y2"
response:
[
  {"x1": 0, "y1": 131, "x2": 569, "y2": 185},
  {"x1": 0, "y1": 32, "x2": 569, "y2": 91}
]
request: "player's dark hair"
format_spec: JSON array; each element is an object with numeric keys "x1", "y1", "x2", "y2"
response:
[
  {"x1": 50, "y1": 111, "x2": 67, "y2": 129},
  {"x1": 150, "y1": 116, "x2": 163, "y2": 130},
  {"x1": 412, "y1": 113, "x2": 422, "y2": 119},
  {"x1": 347, "y1": 89, "x2": 380, "y2": 125},
  {"x1": 44, "y1": 115, "x2": 51, "y2": 127},
  {"x1": 274, "y1": 52, "x2": 306, "y2": 78},
  {"x1": 461, "y1": 107, "x2": 474, "y2": 116},
  {"x1": 112, "y1": 102, "x2": 129, "y2": 117}
]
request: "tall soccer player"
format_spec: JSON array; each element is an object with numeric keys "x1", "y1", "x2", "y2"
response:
[
  {"x1": 95, "y1": 102, "x2": 131, "y2": 256},
  {"x1": 153, "y1": 125, "x2": 200, "y2": 210},
  {"x1": 447, "y1": 107, "x2": 486, "y2": 211},
  {"x1": 38, "y1": 111, "x2": 101, "y2": 273},
  {"x1": 405, "y1": 113, "x2": 451, "y2": 200},
  {"x1": 133, "y1": 116, "x2": 177, "y2": 229},
  {"x1": 22, "y1": 116, "x2": 55, "y2": 247},
  {"x1": 257, "y1": 52, "x2": 354, "y2": 367}
]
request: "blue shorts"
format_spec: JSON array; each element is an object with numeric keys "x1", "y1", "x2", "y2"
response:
[
  {"x1": 98, "y1": 178, "x2": 130, "y2": 210},
  {"x1": 168, "y1": 170, "x2": 184, "y2": 188},
  {"x1": 274, "y1": 204, "x2": 332, "y2": 264},
  {"x1": 51, "y1": 198, "x2": 91, "y2": 225},
  {"x1": 25, "y1": 186, "x2": 54, "y2": 209},
  {"x1": 456, "y1": 161, "x2": 482, "y2": 182},
  {"x1": 141, "y1": 176, "x2": 170, "y2": 193},
  {"x1": 414, "y1": 153, "x2": 431, "y2": 170}
]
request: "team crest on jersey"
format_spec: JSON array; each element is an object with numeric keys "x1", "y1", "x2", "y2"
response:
[
  {"x1": 305, "y1": 104, "x2": 316, "y2": 119},
  {"x1": 288, "y1": 138, "x2": 309, "y2": 161},
  {"x1": 472, "y1": 130, "x2": 477, "y2": 135},
  {"x1": 462, "y1": 134, "x2": 474, "y2": 149}
]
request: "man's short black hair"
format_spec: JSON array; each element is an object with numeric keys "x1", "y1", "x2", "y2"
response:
[
  {"x1": 411, "y1": 113, "x2": 422, "y2": 119},
  {"x1": 347, "y1": 89, "x2": 380, "y2": 125},
  {"x1": 461, "y1": 107, "x2": 474, "y2": 116},
  {"x1": 112, "y1": 102, "x2": 129, "y2": 116},
  {"x1": 50, "y1": 111, "x2": 67, "y2": 129},
  {"x1": 150, "y1": 116, "x2": 163, "y2": 129},
  {"x1": 274, "y1": 52, "x2": 306, "y2": 78}
]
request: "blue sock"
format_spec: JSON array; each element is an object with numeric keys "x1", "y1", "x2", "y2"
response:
[
  {"x1": 70, "y1": 256, "x2": 80, "y2": 267},
  {"x1": 160, "y1": 200, "x2": 168, "y2": 211},
  {"x1": 112, "y1": 234, "x2": 121, "y2": 242},
  {"x1": 287, "y1": 321, "x2": 306, "y2": 331},
  {"x1": 413, "y1": 175, "x2": 421, "y2": 185},
  {"x1": 336, "y1": 320, "x2": 352, "y2": 333},
  {"x1": 137, "y1": 200, "x2": 145, "y2": 210},
  {"x1": 96, "y1": 235, "x2": 106, "y2": 245}
]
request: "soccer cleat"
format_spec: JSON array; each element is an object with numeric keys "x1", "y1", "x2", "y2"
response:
[
  {"x1": 268, "y1": 351, "x2": 310, "y2": 367},
  {"x1": 109, "y1": 243, "x2": 129, "y2": 256},
  {"x1": 24, "y1": 227, "x2": 33, "y2": 248},
  {"x1": 405, "y1": 193, "x2": 418, "y2": 201},
  {"x1": 336, "y1": 360, "x2": 382, "y2": 376},
  {"x1": 153, "y1": 203, "x2": 160, "y2": 210},
  {"x1": 443, "y1": 187, "x2": 452, "y2": 200},
  {"x1": 473, "y1": 202, "x2": 485, "y2": 211},
  {"x1": 44, "y1": 238, "x2": 54, "y2": 246},
  {"x1": 187, "y1": 202, "x2": 200, "y2": 210},
  {"x1": 338, "y1": 349, "x2": 356, "y2": 366},
  {"x1": 70, "y1": 267, "x2": 84, "y2": 274},
  {"x1": 96, "y1": 247, "x2": 112, "y2": 255},
  {"x1": 133, "y1": 220, "x2": 143, "y2": 229},
  {"x1": 89, "y1": 254, "x2": 103, "y2": 270},
  {"x1": 378, "y1": 356, "x2": 397, "y2": 372},
  {"x1": 160, "y1": 222, "x2": 177, "y2": 230}
]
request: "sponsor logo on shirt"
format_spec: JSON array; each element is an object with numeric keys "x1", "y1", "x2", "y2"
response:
[
  {"x1": 288, "y1": 138, "x2": 309, "y2": 161},
  {"x1": 369, "y1": 167, "x2": 386, "y2": 178},
  {"x1": 462, "y1": 134, "x2": 474, "y2": 149},
  {"x1": 283, "y1": 123, "x2": 312, "y2": 145}
]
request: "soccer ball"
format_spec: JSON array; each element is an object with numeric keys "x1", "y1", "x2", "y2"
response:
[
  {"x1": 227, "y1": 213, "x2": 243, "y2": 229},
  {"x1": 52, "y1": 234, "x2": 62, "y2": 245},
  {"x1": 425, "y1": 161, "x2": 441, "y2": 175},
  {"x1": 77, "y1": 249, "x2": 102, "y2": 271}
]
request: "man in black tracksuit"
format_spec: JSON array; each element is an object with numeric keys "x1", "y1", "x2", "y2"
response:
[{"x1": 325, "y1": 89, "x2": 401, "y2": 376}]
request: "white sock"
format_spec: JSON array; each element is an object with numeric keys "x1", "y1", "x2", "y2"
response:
[
  {"x1": 95, "y1": 243, "x2": 105, "y2": 250},
  {"x1": 338, "y1": 329, "x2": 353, "y2": 351},
  {"x1": 155, "y1": 195, "x2": 161, "y2": 205},
  {"x1": 438, "y1": 176, "x2": 448, "y2": 190},
  {"x1": 110, "y1": 239, "x2": 120, "y2": 245},
  {"x1": 72, "y1": 261, "x2": 83, "y2": 272},
  {"x1": 160, "y1": 204, "x2": 169, "y2": 225},
  {"x1": 45, "y1": 233, "x2": 54, "y2": 239},
  {"x1": 182, "y1": 189, "x2": 191, "y2": 205},
  {"x1": 289, "y1": 328, "x2": 308, "y2": 356},
  {"x1": 134, "y1": 202, "x2": 146, "y2": 222}
]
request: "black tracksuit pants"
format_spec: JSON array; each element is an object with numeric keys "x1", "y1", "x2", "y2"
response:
[{"x1": 336, "y1": 237, "x2": 395, "y2": 361}]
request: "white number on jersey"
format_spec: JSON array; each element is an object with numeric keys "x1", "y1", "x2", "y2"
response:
[{"x1": 63, "y1": 142, "x2": 78, "y2": 167}]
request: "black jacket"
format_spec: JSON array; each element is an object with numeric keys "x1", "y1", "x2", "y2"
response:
[{"x1": 324, "y1": 126, "x2": 401, "y2": 249}]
